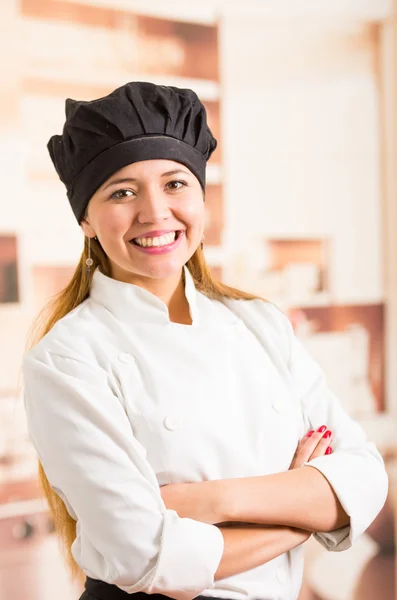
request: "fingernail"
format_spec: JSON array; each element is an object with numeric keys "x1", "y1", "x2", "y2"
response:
[
  {"x1": 325, "y1": 446, "x2": 332, "y2": 455},
  {"x1": 324, "y1": 430, "x2": 332, "y2": 439},
  {"x1": 317, "y1": 425, "x2": 327, "y2": 433},
  {"x1": 307, "y1": 430, "x2": 314, "y2": 437}
]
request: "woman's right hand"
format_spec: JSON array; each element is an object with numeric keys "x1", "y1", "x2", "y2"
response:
[{"x1": 289, "y1": 425, "x2": 333, "y2": 469}]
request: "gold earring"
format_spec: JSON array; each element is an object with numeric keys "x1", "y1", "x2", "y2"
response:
[
  {"x1": 200, "y1": 234, "x2": 205, "y2": 250},
  {"x1": 86, "y1": 236, "x2": 94, "y2": 275}
]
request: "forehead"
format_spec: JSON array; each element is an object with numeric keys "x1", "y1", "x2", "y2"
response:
[{"x1": 105, "y1": 159, "x2": 194, "y2": 181}]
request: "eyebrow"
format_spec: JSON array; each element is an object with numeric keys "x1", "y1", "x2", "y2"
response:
[{"x1": 102, "y1": 169, "x2": 193, "y2": 191}]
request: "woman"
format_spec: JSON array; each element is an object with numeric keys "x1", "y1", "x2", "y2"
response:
[{"x1": 22, "y1": 81, "x2": 388, "y2": 600}]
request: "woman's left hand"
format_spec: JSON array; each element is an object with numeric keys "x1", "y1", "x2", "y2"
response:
[{"x1": 160, "y1": 480, "x2": 224, "y2": 524}]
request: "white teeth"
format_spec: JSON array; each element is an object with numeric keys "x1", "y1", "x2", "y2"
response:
[{"x1": 134, "y1": 231, "x2": 177, "y2": 247}]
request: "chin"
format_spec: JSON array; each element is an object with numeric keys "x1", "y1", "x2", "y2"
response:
[
  {"x1": 143, "y1": 263, "x2": 184, "y2": 280},
  {"x1": 112, "y1": 256, "x2": 187, "y2": 282}
]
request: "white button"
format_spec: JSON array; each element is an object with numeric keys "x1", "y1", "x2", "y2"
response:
[
  {"x1": 118, "y1": 352, "x2": 135, "y2": 364},
  {"x1": 164, "y1": 416, "x2": 178, "y2": 431},
  {"x1": 276, "y1": 567, "x2": 288, "y2": 585}
]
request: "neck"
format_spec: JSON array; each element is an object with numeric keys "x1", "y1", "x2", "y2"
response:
[
  {"x1": 168, "y1": 272, "x2": 193, "y2": 325},
  {"x1": 109, "y1": 265, "x2": 193, "y2": 325}
]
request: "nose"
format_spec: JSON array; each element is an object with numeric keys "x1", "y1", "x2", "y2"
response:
[{"x1": 136, "y1": 187, "x2": 172, "y2": 224}]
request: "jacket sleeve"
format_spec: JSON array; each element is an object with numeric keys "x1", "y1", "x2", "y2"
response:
[
  {"x1": 22, "y1": 348, "x2": 224, "y2": 600},
  {"x1": 279, "y1": 308, "x2": 388, "y2": 552}
]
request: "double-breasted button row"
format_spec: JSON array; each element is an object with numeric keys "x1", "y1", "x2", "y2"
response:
[
  {"x1": 118, "y1": 352, "x2": 287, "y2": 416},
  {"x1": 118, "y1": 353, "x2": 179, "y2": 432}
]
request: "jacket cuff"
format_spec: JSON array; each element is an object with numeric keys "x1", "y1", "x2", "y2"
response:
[
  {"x1": 119, "y1": 509, "x2": 224, "y2": 600},
  {"x1": 312, "y1": 524, "x2": 351, "y2": 551},
  {"x1": 303, "y1": 448, "x2": 388, "y2": 552}
]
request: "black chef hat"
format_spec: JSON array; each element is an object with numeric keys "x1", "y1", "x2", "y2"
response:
[{"x1": 47, "y1": 81, "x2": 217, "y2": 223}]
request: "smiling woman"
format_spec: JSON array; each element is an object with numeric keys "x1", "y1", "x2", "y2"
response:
[
  {"x1": 22, "y1": 81, "x2": 387, "y2": 600},
  {"x1": 80, "y1": 159, "x2": 205, "y2": 289}
]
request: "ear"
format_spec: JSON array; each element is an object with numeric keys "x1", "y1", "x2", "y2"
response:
[{"x1": 80, "y1": 217, "x2": 96, "y2": 238}]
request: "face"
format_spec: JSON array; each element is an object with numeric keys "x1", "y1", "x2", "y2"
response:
[{"x1": 81, "y1": 159, "x2": 205, "y2": 285}]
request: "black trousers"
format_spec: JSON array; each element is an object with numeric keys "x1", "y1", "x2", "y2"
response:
[{"x1": 79, "y1": 577, "x2": 221, "y2": 600}]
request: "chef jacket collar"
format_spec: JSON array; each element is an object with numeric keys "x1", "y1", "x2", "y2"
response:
[{"x1": 89, "y1": 265, "x2": 199, "y2": 325}]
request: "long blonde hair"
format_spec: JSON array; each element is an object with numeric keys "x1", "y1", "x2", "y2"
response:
[{"x1": 26, "y1": 237, "x2": 262, "y2": 584}]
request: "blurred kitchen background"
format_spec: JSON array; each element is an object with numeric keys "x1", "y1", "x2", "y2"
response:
[{"x1": 1, "y1": 0, "x2": 396, "y2": 598}]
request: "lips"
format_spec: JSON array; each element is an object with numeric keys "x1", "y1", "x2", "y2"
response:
[
  {"x1": 129, "y1": 229, "x2": 185, "y2": 255},
  {"x1": 129, "y1": 230, "x2": 183, "y2": 244}
]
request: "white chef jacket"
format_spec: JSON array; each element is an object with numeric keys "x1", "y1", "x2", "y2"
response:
[{"x1": 22, "y1": 266, "x2": 388, "y2": 600}]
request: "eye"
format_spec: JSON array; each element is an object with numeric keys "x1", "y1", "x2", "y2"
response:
[
  {"x1": 110, "y1": 189, "x2": 134, "y2": 200},
  {"x1": 166, "y1": 179, "x2": 188, "y2": 190}
]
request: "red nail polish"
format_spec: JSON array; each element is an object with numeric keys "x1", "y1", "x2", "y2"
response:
[
  {"x1": 324, "y1": 430, "x2": 332, "y2": 439},
  {"x1": 307, "y1": 430, "x2": 314, "y2": 437},
  {"x1": 317, "y1": 425, "x2": 327, "y2": 433},
  {"x1": 325, "y1": 447, "x2": 332, "y2": 455}
]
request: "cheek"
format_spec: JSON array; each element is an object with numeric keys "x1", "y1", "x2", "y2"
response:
[
  {"x1": 176, "y1": 197, "x2": 205, "y2": 228},
  {"x1": 96, "y1": 206, "x2": 131, "y2": 238}
]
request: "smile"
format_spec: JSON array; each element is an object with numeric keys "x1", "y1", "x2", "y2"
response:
[
  {"x1": 133, "y1": 231, "x2": 179, "y2": 248},
  {"x1": 129, "y1": 230, "x2": 184, "y2": 255}
]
